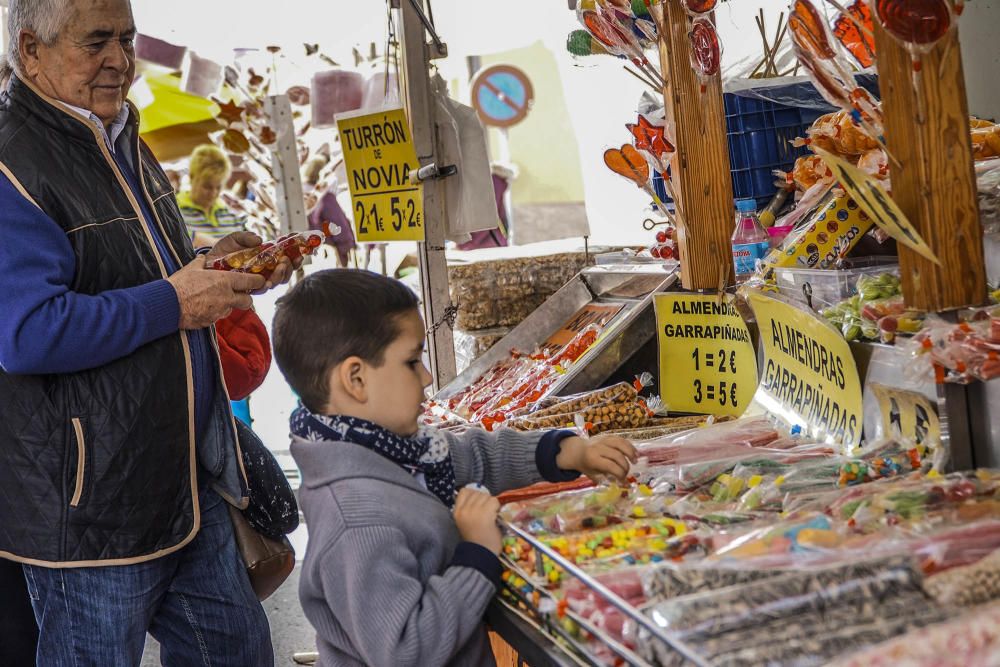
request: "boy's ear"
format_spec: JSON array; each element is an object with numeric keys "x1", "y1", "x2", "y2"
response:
[{"x1": 334, "y1": 356, "x2": 368, "y2": 403}]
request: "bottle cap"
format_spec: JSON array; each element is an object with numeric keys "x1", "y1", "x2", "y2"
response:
[{"x1": 736, "y1": 199, "x2": 758, "y2": 213}]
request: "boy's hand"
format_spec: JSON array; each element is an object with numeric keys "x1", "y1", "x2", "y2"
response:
[
  {"x1": 453, "y1": 488, "x2": 502, "y2": 555},
  {"x1": 556, "y1": 435, "x2": 638, "y2": 483}
]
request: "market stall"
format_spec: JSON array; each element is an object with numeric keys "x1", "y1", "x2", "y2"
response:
[
  {"x1": 170, "y1": 0, "x2": 999, "y2": 662},
  {"x1": 404, "y1": 0, "x2": 1000, "y2": 664}
]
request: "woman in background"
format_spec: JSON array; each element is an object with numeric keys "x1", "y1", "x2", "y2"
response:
[{"x1": 177, "y1": 144, "x2": 246, "y2": 248}]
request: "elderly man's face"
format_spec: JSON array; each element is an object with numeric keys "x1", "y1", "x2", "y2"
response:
[{"x1": 21, "y1": 0, "x2": 136, "y2": 127}]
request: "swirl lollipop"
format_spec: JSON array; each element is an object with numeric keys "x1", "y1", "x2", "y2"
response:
[
  {"x1": 689, "y1": 18, "x2": 721, "y2": 93},
  {"x1": 872, "y1": 0, "x2": 954, "y2": 123}
]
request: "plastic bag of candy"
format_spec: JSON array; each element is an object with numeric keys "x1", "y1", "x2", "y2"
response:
[
  {"x1": 664, "y1": 439, "x2": 836, "y2": 493},
  {"x1": 903, "y1": 311, "x2": 1000, "y2": 384},
  {"x1": 448, "y1": 324, "x2": 606, "y2": 426},
  {"x1": 828, "y1": 600, "x2": 1000, "y2": 667},
  {"x1": 506, "y1": 383, "x2": 650, "y2": 435},
  {"x1": 821, "y1": 273, "x2": 923, "y2": 343}
]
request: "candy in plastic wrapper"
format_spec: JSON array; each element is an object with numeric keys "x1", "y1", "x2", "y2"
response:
[
  {"x1": 827, "y1": 600, "x2": 1000, "y2": 667},
  {"x1": 207, "y1": 228, "x2": 332, "y2": 279}
]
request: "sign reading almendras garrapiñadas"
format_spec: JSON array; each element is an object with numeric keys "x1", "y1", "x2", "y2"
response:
[
  {"x1": 748, "y1": 291, "x2": 863, "y2": 450},
  {"x1": 654, "y1": 294, "x2": 757, "y2": 417}
]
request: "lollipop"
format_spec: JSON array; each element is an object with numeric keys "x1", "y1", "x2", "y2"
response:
[
  {"x1": 627, "y1": 115, "x2": 674, "y2": 167},
  {"x1": 604, "y1": 144, "x2": 675, "y2": 223},
  {"x1": 832, "y1": 0, "x2": 876, "y2": 67},
  {"x1": 681, "y1": 0, "x2": 717, "y2": 13},
  {"x1": 688, "y1": 18, "x2": 721, "y2": 93},
  {"x1": 567, "y1": 29, "x2": 611, "y2": 57},
  {"x1": 789, "y1": 0, "x2": 895, "y2": 163},
  {"x1": 581, "y1": 8, "x2": 665, "y2": 88},
  {"x1": 872, "y1": 0, "x2": 954, "y2": 124},
  {"x1": 874, "y1": 0, "x2": 952, "y2": 46}
]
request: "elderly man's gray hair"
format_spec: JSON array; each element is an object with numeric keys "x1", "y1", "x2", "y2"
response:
[{"x1": 5, "y1": 0, "x2": 74, "y2": 76}]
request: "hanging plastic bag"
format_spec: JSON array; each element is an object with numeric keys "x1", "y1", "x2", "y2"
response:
[{"x1": 431, "y1": 74, "x2": 500, "y2": 241}]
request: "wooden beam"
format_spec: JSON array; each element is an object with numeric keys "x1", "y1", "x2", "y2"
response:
[
  {"x1": 657, "y1": 2, "x2": 735, "y2": 290},
  {"x1": 872, "y1": 23, "x2": 986, "y2": 310}
]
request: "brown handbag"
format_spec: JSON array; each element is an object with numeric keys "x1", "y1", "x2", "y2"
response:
[{"x1": 228, "y1": 504, "x2": 295, "y2": 601}]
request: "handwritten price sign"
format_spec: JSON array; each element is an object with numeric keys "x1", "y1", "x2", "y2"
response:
[{"x1": 654, "y1": 294, "x2": 757, "y2": 416}]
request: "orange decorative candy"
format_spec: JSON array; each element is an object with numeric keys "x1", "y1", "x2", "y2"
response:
[
  {"x1": 790, "y1": 0, "x2": 838, "y2": 60},
  {"x1": 603, "y1": 144, "x2": 650, "y2": 186}
]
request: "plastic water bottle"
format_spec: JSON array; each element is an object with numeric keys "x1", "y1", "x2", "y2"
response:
[{"x1": 731, "y1": 199, "x2": 770, "y2": 282}]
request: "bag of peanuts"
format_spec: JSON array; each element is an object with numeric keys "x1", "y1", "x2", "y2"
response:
[
  {"x1": 923, "y1": 546, "x2": 1000, "y2": 607},
  {"x1": 507, "y1": 382, "x2": 650, "y2": 435}
]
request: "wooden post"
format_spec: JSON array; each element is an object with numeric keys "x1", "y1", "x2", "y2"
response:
[
  {"x1": 264, "y1": 95, "x2": 307, "y2": 235},
  {"x1": 399, "y1": 0, "x2": 457, "y2": 389},
  {"x1": 872, "y1": 24, "x2": 987, "y2": 310},
  {"x1": 656, "y1": 2, "x2": 735, "y2": 290}
]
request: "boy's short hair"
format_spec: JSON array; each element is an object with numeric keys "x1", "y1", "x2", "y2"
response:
[{"x1": 272, "y1": 269, "x2": 421, "y2": 413}]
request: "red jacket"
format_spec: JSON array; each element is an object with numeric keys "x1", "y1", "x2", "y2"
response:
[{"x1": 216, "y1": 308, "x2": 271, "y2": 400}]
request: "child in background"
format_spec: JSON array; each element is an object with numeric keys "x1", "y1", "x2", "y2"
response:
[{"x1": 273, "y1": 270, "x2": 637, "y2": 667}]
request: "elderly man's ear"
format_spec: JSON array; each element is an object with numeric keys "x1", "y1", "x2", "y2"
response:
[{"x1": 18, "y1": 31, "x2": 43, "y2": 79}]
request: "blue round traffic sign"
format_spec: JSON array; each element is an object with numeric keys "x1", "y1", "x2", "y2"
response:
[{"x1": 471, "y1": 65, "x2": 534, "y2": 128}]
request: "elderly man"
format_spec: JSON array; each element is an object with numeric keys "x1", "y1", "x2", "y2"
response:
[{"x1": 0, "y1": 1, "x2": 292, "y2": 664}]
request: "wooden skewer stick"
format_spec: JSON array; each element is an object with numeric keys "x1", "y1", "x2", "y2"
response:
[
  {"x1": 624, "y1": 64, "x2": 662, "y2": 92},
  {"x1": 766, "y1": 14, "x2": 789, "y2": 78},
  {"x1": 755, "y1": 14, "x2": 773, "y2": 77}
]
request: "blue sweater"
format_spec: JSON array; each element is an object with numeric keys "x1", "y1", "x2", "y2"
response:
[{"x1": 0, "y1": 145, "x2": 217, "y2": 441}]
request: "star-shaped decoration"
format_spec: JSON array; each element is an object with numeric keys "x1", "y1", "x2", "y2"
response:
[
  {"x1": 213, "y1": 98, "x2": 245, "y2": 126},
  {"x1": 627, "y1": 115, "x2": 674, "y2": 157}
]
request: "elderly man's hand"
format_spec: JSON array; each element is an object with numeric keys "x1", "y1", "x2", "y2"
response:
[
  {"x1": 206, "y1": 231, "x2": 303, "y2": 293},
  {"x1": 167, "y1": 257, "x2": 266, "y2": 330}
]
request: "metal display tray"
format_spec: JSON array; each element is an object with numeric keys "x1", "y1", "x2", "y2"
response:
[{"x1": 435, "y1": 264, "x2": 678, "y2": 403}]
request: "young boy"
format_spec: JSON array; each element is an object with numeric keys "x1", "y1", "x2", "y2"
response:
[{"x1": 273, "y1": 269, "x2": 637, "y2": 667}]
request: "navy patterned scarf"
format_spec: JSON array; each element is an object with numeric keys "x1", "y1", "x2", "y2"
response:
[{"x1": 290, "y1": 406, "x2": 457, "y2": 507}]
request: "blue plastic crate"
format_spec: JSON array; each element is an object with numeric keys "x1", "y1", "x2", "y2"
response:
[
  {"x1": 725, "y1": 95, "x2": 827, "y2": 208},
  {"x1": 653, "y1": 76, "x2": 880, "y2": 210}
]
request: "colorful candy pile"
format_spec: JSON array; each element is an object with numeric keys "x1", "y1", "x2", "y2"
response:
[{"x1": 495, "y1": 411, "x2": 1000, "y2": 665}]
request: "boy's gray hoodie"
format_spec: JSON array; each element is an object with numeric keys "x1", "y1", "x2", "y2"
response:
[{"x1": 291, "y1": 427, "x2": 576, "y2": 667}]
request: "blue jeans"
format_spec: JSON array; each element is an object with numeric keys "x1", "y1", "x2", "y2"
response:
[{"x1": 23, "y1": 490, "x2": 273, "y2": 666}]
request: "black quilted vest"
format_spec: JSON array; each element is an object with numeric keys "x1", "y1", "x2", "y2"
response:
[{"x1": 0, "y1": 77, "x2": 244, "y2": 565}]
